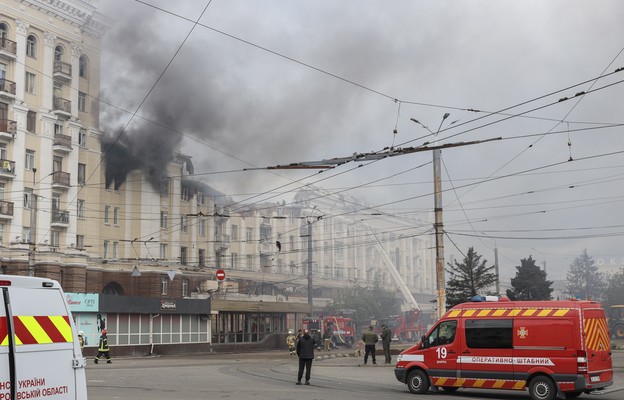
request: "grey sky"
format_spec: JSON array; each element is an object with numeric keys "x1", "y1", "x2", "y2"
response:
[{"x1": 98, "y1": 0, "x2": 624, "y2": 288}]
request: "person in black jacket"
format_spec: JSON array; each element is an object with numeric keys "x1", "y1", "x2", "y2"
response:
[{"x1": 296, "y1": 329, "x2": 316, "y2": 385}]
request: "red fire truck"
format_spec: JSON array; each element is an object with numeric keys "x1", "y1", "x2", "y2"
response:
[
  {"x1": 375, "y1": 309, "x2": 423, "y2": 342},
  {"x1": 302, "y1": 316, "x2": 356, "y2": 348}
]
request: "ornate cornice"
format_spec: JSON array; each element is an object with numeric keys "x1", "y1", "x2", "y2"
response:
[{"x1": 20, "y1": 0, "x2": 111, "y2": 38}]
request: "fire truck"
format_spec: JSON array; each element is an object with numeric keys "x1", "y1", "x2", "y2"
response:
[
  {"x1": 375, "y1": 309, "x2": 423, "y2": 342},
  {"x1": 302, "y1": 316, "x2": 355, "y2": 348}
]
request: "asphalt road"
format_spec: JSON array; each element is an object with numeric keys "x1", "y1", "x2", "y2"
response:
[{"x1": 86, "y1": 350, "x2": 624, "y2": 400}]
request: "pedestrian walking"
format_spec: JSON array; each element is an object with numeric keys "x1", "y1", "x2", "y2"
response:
[
  {"x1": 380, "y1": 323, "x2": 393, "y2": 364},
  {"x1": 94, "y1": 329, "x2": 112, "y2": 364},
  {"x1": 286, "y1": 330, "x2": 297, "y2": 355},
  {"x1": 361, "y1": 325, "x2": 378, "y2": 365},
  {"x1": 296, "y1": 329, "x2": 316, "y2": 385}
]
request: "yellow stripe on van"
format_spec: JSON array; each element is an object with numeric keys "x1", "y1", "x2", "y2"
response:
[
  {"x1": 49, "y1": 316, "x2": 73, "y2": 342},
  {"x1": 537, "y1": 309, "x2": 552, "y2": 317},
  {"x1": 492, "y1": 309, "x2": 506, "y2": 317},
  {"x1": 447, "y1": 310, "x2": 461, "y2": 318},
  {"x1": 492, "y1": 380, "x2": 506, "y2": 388},
  {"x1": 463, "y1": 310, "x2": 476, "y2": 317},
  {"x1": 508, "y1": 309, "x2": 521, "y2": 317},
  {"x1": 473, "y1": 379, "x2": 486, "y2": 387},
  {"x1": 553, "y1": 309, "x2": 570, "y2": 317},
  {"x1": 19, "y1": 316, "x2": 53, "y2": 344},
  {"x1": 522, "y1": 309, "x2": 537, "y2": 316},
  {"x1": 478, "y1": 309, "x2": 491, "y2": 317},
  {"x1": 513, "y1": 381, "x2": 526, "y2": 389}
]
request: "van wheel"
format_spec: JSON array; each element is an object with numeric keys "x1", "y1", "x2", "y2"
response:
[
  {"x1": 441, "y1": 386, "x2": 459, "y2": 392},
  {"x1": 564, "y1": 392, "x2": 583, "y2": 399},
  {"x1": 407, "y1": 370, "x2": 429, "y2": 394},
  {"x1": 529, "y1": 376, "x2": 556, "y2": 400}
]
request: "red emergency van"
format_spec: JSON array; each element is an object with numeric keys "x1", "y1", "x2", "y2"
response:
[{"x1": 394, "y1": 296, "x2": 613, "y2": 400}]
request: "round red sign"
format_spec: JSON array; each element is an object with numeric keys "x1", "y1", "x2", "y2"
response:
[{"x1": 216, "y1": 269, "x2": 225, "y2": 281}]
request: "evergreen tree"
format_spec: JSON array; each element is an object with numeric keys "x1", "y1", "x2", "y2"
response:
[
  {"x1": 565, "y1": 249, "x2": 606, "y2": 301},
  {"x1": 506, "y1": 255, "x2": 553, "y2": 300},
  {"x1": 604, "y1": 268, "x2": 624, "y2": 309},
  {"x1": 446, "y1": 247, "x2": 497, "y2": 308}
]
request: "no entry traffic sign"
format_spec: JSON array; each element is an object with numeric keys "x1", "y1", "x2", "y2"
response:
[{"x1": 216, "y1": 269, "x2": 226, "y2": 280}]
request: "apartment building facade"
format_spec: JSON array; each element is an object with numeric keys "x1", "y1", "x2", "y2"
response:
[{"x1": 0, "y1": 0, "x2": 435, "y2": 317}]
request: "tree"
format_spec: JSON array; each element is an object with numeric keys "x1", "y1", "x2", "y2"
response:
[
  {"x1": 506, "y1": 256, "x2": 553, "y2": 300},
  {"x1": 565, "y1": 249, "x2": 606, "y2": 301},
  {"x1": 604, "y1": 268, "x2": 624, "y2": 309},
  {"x1": 446, "y1": 247, "x2": 498, "y2": 308}
]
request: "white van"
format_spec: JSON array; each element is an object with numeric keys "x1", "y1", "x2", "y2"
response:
[{"x1": 0, "y1": 276, "x2": 88, "y2": 400}]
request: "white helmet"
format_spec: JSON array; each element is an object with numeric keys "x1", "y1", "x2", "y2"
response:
[
  {"x1": 288, "y1": 330, "x2": 294, "y2": 334},
  {"x1": 78, "y1": 331, "x2": 84, "y2": 336}
]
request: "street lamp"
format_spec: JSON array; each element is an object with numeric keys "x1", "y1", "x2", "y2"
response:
[{"x1": 411, "y1": 113, "x2": 455, "y2": 320}]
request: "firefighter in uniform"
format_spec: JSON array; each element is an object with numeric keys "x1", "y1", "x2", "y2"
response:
[
  {"x1": 78, "y1": 331, "x2": 85, "y2": 353},
  {"x1": 286, "y1": 330, "x2": 297, "y2": 355},
  {"x1": 94, "y1": 329, "x2": 112, "y2": 364}
]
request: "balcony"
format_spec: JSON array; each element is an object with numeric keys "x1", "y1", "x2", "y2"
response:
[
  {"x1": 53, "y1": 61, "x2": 72, "y2": 82},
  {"x1": 51, "y1": 210, "x2": 69, "y2": 227},
  {"x1": 258, "y1": 240, "x2": 275, "y2": 255},
  {"x1": 214, "y1": 233, "x2": 230, "y2": 252},
  {"x1": 0, "y1": 38, "x2": 17, "y2": 61},
  {"x1": 0, "y1": 159, "x2": 15, "y2": 178},
  {"x1": 53, "y1": 134, "x2": 72, "y2": 153},
  {"x1": 0, "y1": 119, "x2": 17, "y2": 139},
  {"x1": 0, "y1": 200, "x2": 14, "y2": 219},
  {"x1": 0, "y1": 78, "x2": 16, "y2": 100},
  {"x1": 52, "y1": 97, "x2": 71, "y2": 119},
  {"x1": 51, "y1": 171, "x2": 70, "y2": 189}
]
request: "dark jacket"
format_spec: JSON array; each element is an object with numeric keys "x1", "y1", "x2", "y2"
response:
[
  {"x1": 296, "y1": 333, "x2": 316, "y2": 359},
  {"x1": 380, "y1": 326, "x2": 392, "y2": 345},
  {"x1": 362, "y1": 329, "x2": 379, "y2": 345},
  {"x1": 98, "y1": 335, "x2": 109, "y2": 352}
]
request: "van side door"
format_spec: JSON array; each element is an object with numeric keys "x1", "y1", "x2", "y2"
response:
[
  {"x1": 422, "y1": 319, "x2": 460, "y2": 385},
  {"x1": 460, "y1": 319, "x2": 515, "y2": 385},
  {"x1": 0, "y1": 288, "x2": 12, "y2": 400}
]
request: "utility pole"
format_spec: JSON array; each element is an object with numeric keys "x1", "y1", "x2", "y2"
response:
[
  {"x1": 307, "y1": 220, "x2": 313, "y2": 317},
  {"x1": 432, "y1": 144, "x2": 446, "y2": 319},
  {"x1": 28, "y1": 168, "x2": 38, "y2": 277},
  {"x1": 494, "y1": 247, "x2": 500, "y2": 295}
]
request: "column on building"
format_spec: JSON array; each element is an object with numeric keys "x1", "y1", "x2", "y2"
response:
[
  {"x1": 69, "y1": 42, "x2": 80, "y2": 116},
  {"x1": 13, "y1": 20, "x2": 28, "y2": 102},
  {"x1": 41, "y1": 32, "x2": 55, "y2": 110}
]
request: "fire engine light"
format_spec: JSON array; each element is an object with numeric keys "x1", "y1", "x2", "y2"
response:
[
  {"x1": 0, "y1": 280, "x2": 12, "y2": 286},
  {"x1": 577, "y1": 350, "x2": 588, "y2": 373},
  {"x1": 397, "y1": 354, "x2": 403, "y2": 361}
]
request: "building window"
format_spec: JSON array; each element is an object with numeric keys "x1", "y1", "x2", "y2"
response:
[
  {"x1": 78, "y1": 91, "x2": 86, "y2": 112},
  {"x1": 54, "y1": 123, "x2": 63, "y2": 136},
  {"x1": 160, "y1": 178, "x2": 169, "y2": 196},
  {"x1": 113, "y1": 207, "x2": 119, "y2": 225},
  {"x1": 160, "y1": 211, "x2": 168, "y2": 229},
  {"x1": 78, "y1": 129, "x2": 87, "y2": 147},
  {"x1": 198, "y1": 249, "x2": 205, "y2": 267},
  {"x1": 22, "y1": 227, "x2": 31, "y2": 244},
  {"x1": 24, "y1": 188, "x2": 33, "y2": 208},
  {"x1": 161, "y1": 276, "x2": 168, "y2": 295},
  {"x1": 77, "y1": 163, "x2": 86, "y2": 185},
  {"x1": 112, "y1": 242, "x2": 118, "y2": 259},
  {"x1": 180, "y1": 247, "x2": 188, "y2": 265},
  {"x1": 54, "y1": 45, "x2": 64, "y2": 62},
  {"x1": 104, "y1": 205, "x2": 110, "y2": 223},
  {"x1": 103, "y1": 240, "x2": 109, "y2": 259},
  {"x1": 50, "y1": 230, "x2": 60, "y2": 248},
  {"x1": 246, "y1": 228, "x2": 253, "y2": 242},
  {"x1": 198, "y1": 218, "x2": 205, "y2": 236},
  {"x1": 231, "y1": 225, "x2": 238, "y2": 241},
  {"x1": 77, "y1": 199, "x2": 85, "y2": 219},
  {"x1": 25, "y1": 150, "x2": 35, "y2": 171},
  {"x1": 246, "y1": 255, "x2": 253, "y2": 271},
  {"x1": 76, "y1": 235, "x2": 84, "y2": 250},
  {"x1": 26, "y1": 35, "x2": 37, "y2": 58},
  {"x1": 197, "y1": 191, "x2": 204, "y2": 205},
  {"x1": 181, "y1": 188, "x2": 189, "y2": 201},
  {"x1": 0, "y1": 223, "x2": 4, "y2": 244},
  {"x1": 231, "y1": 253, "x2": 237, "y2": 270},
  {"x1": 79, "y1": 55, "x2": 88, "y2": 78},
  {"x1": 25, "y1": 72, "x2": 36, "y2": 94},
  {"x1": 182, "y1": 279, "x2": 189, "y2": 297},
  {"x1": 180, "y1": 216, "x2": 187, "y2": 233},
  {"x1": 160, "y1": 244, "x2": 167, "y2": 260},
  {"x1": 26, "y1": 111, "x2": 36, "y2": 132}
]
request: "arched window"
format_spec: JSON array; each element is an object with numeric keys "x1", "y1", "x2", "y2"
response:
[
  {"x1": 0, "y1": 23, "x2": 7, "y2": 39},
  {"x1": 102, "y1": 281, "x2": 124, "y2": 295},
  {"x1": 79, "y1": 55, "x2": 88, "y2": 78},
  {"x1": 26, "y1": 34, "x2": 37, "y2": 58},
  {"x1": 54, "y1": 45, "x2": 64, "y2": 62}
]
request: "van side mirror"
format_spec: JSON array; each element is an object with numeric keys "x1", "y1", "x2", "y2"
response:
[{"x1": 420, "y1": 335, "x2": 428, "y2": 349}]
